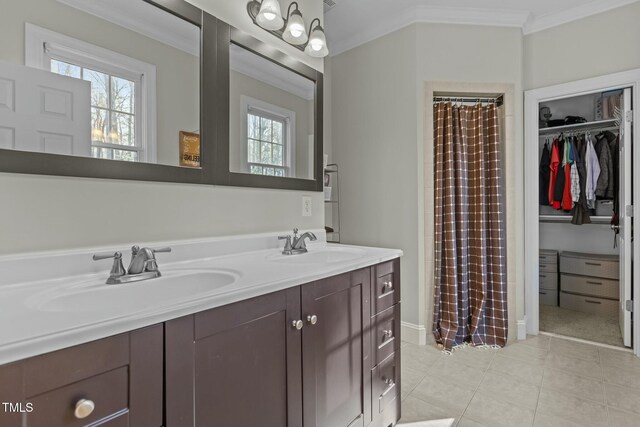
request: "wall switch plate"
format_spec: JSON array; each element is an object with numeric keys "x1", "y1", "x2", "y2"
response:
[{"x1": 302, "y1": 196, "x2": 312, "y2": 217}]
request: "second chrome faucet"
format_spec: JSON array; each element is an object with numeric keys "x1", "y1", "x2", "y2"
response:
[
  {"x1": 279, "y1": 228, "x2": 317, "y2": 255},
  {"x1": 93, "y1": 245, "x2": 171, "y2": 284}
]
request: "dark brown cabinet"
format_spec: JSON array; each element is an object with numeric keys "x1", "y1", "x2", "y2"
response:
[{"x1": 0, "y1": 325, "x2": 163, "y2": 427}]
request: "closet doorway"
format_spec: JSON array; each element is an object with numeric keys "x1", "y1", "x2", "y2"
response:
[{"x1": 525, "y1": 70, "x2": 640, "y2": 355}]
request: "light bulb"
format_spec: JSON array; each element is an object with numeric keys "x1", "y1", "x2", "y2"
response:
[
  {"x1": 263, "y1": 11, "x2": 276, "y2": 21},
  {"x1": 304, "y1": 23, "x2": 329, "y2": 58},
  {"x1": 256, "y1": 0, "x2": 284, "y2": 30},
  {"x1": 282, "y1": 9, "x2": 308, "y2": 45}
]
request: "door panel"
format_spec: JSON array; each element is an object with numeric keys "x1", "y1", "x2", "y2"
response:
[
  {"x1": 620, "y1": 87, "x2": 632, "y2": 347},
  {"x1": 302, "y1": 271, "x2": 366, "y2": 427}
]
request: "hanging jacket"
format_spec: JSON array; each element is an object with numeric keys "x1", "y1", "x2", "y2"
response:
[
  {"x1": 562, "y1": 139, "x2": 573, "y2": 211},
  {"x1": 539, "y1": 143, "x2": 551, "y2": 205},
  {"x1": 585, "y1": 135, "x2": 601, "y2": 209},
  {"x1": 548, "y1": 139, "x2": 560, "y2": 207},
  {"x1": 595, "y1": 134, "x2": 614, "y2": 199},
  {"x1": 553, "y1": 138, "x2": 566, "y2": 210},
  {"x1": 570, "y1": 138, "x2": 580, "y2": 204},
  {"x1": 605, "y1": 131, "x2": 620, "y2": 215},
  {"x1": 572, "y1": 136, "x2": 591, "y2": 225}
]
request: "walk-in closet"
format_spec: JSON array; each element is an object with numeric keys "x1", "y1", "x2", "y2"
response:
[{"x1": 535, "y1": 87, "x2": 633, "y2": 348}]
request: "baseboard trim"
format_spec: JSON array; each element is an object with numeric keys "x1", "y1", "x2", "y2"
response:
[
  {"x1": 401, "y1": 321, "x2": 427, "y2": 345},
  {"x1": 517, "y1": 318, "x2": 527, "y2": 341}
]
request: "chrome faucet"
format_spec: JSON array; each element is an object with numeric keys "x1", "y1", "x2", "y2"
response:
[
  {"x1": 93, "y1": 246, "x2": 171, "y2": 284},
  {"x1": 278, "y1": 228, "x2": 317, "y2": 255}
]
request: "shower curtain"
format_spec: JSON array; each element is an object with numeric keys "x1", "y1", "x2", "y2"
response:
[{"x1": 432, "y1": 101, "x2": 508, "y2": 351}]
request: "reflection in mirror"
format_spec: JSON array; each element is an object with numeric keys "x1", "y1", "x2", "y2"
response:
[
  {"x1": 229, "y1": 43, "x2": 315, "y2": 180},
  {"x1": 0, "y1": 0, "x2": 200, "y2": 168}
]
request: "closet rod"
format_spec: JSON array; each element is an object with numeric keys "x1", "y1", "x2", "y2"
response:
[
  {"x1": 538, "y1": 126, "x2": 619, "y2": 138},
  {"x1": 433, "y1": 95, "x2": 504, "y2": 107}
]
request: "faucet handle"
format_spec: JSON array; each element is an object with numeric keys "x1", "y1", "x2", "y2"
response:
[
  {"x1": 151, "y1": 247, "x2": 172, "y2": 254},
  {"x1": 293, "y1": 228, "x2": 299, "y2": 236},
  {"x1": 93, "y1": 251, "x2": 126, "y2": 280},
  {"x1": 279, "y1": 235, "x2": 293, "y2": 252},
  {"x1": 92, "y1": 251, "x2": 121, "y2": 261}
]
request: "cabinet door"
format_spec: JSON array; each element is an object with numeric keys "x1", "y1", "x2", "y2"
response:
[
  {"x1": 302, "y1": 268, "x2": 370, "y2": 427},
  {"x1": 165, "y1": 287, "x2": 303, "y2": 427}
]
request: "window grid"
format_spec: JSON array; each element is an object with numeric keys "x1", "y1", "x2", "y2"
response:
[
  {"x1": 50, "y1": 58, "x2": 138, "y2": 162},
  {"x1": 247, "y1": 111, "x2": 287, "y2": 177}
]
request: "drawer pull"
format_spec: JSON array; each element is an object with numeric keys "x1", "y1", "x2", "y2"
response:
[
  {"x1": 74, "y1": 398, "x2": 95, "y2": 419},
  {"x1": 586, "y1": 281, "x2": 603, "y2": 286},
  {"x1": 306, "y1": 315, "x2": 318, "y2": 325},
  {"x1": 539, "y1": 274, "x2": 547, "y2": 278},
  {"x1": 292, "y1": 320, "x2": 304, "y2": 330},
  {"x1": 382, "y1": 281, "x2": 393, "y2": 291},
  {"x1": 585, "y1": 300, "x2": 602, "y2": 305},
  {"x1": 539, "y1": 292, "x2": 547, "y2": 295},
  {"x1": 585, "y1": 262, "x2": 602, "y2": 266}
]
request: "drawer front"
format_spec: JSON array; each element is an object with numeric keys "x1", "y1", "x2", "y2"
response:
[
  {"x1": 372, "y1": 261, "x2": 400, "y2": 315},
  {"x1": 560, "y1": 255, "x2": 619, "y2": 279},
  {"x1": 539, "y1": 252, "x2": 557, "y2": 264},
  {"x1": 373, "y1": 304, "x2": 400, "y2": 366},
  {"x1": 27, "y1": 367, "x2": 128, "y2": 427},
  {"x1": 560, "y1": 292, "x2": 618, "y2": 316},
  {"x1": 538, "y1": 289, "x2": 557, "y2": 306},
  {"x1": 372, "y1": 353, "x2": 398, "y2": 416},
  {"x1": 539, "y1": 272, "x2": 558, "y2": 290},
  {"x1": 561, "y1": 274, "x2": 619, "y2": 300},
  {"x1": 539, "y1": 262, "x2": 557, "y2": 273}
]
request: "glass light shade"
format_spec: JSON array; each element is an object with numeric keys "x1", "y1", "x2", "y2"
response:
[
  {"x1": 304, "y1": 26, "x2": 328, "y2": 58},
  {"x1": 283, "y1": 10, "x2": 308, "y2": 45},
  {"x1": 256, "y1": 0, "x2": 284, "y2": 31}
]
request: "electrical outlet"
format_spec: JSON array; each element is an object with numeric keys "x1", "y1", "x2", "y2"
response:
[{"x1": 302, "y1": 196, "x2": 312, "y2": 217}]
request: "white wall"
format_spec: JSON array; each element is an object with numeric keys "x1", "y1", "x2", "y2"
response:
[
  {"x1": 330, "y1": 23, "x2": 524, "y2": 340},
  {"x1": 0, "y1": 0, "x2": 325, "y2": 255},
  {"x1": 524, "y1": 1, "x2": 640, "y2": 89}
]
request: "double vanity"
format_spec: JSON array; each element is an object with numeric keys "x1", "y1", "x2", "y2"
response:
[{"x1": 0, "y1": 231, "x2": 402, "y2": 427}]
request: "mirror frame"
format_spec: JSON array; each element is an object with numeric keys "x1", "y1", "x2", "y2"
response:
[
  {"x1": 0, "y1": 0, "x2": 217, "y2": 185},
  {"x1": 213, "y1": 24, "x2": 324, "y2": 192}
]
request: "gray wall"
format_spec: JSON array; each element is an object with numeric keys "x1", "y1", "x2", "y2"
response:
[
  {"x1": 0, "y1": 0, "x2": 325, "y2": 255},
  {"x1": 0, "y1": 0, "x2": 199, "y2": 167},
  {"x1": 524, "y1": 1, "x2": 640, "y2": 89}
]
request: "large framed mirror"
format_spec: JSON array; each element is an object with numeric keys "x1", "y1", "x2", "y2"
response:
[
  {"x1": 213, "y1": 25, "x2": 323, "y2": 191},
  {"x1": 0, "y1": 0, "x2": 217, "y2": 184}
]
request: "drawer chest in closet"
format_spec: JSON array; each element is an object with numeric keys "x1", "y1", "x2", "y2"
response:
[
  {"x1": 559, "y1": 251, "x2": 619, "y2": 316},
  {"x1": 539, "y1": 250, "x2": 559, "y2": 306}
]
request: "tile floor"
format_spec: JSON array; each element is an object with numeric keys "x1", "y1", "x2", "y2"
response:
[
  {"x1": 399, "y1": 335, "x2": 640, "y2": 427},
  {"x1": 540, "y1": 305, "x2": 623, "y2": 347}
]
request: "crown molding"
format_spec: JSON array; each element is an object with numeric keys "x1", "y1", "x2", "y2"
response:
[
  {"x1": 56, "y1": 0, "x2": 200, "y2": 56},
  {"x1": 522, "y1": 0, "x2": 640, "y2": 34},
  {"x1": 327, "y1": 0, "x2": 640, "y2": 56}
]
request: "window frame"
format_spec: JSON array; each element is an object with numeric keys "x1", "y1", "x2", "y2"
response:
[
  {"x1": 240, "y1": 95, "x2": 295, "y2": 177},
  {"x1": 25, "y1": 23, "x2": 157, "y2": 163}
]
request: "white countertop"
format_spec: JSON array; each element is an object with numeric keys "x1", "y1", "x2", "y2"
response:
[{"x1": 0, "y1": 231, "x2": 402, "y2": 365}]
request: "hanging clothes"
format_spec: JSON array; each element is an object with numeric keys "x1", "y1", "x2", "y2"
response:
[
  {"x1": 605, "y1": 131, "x2": 620, "y2": 215},
  {"x1": 539, "y1": 142, "x2": 551, "y2": 205},
  {"x1": 553, "y1": 138, "x2": 566, "y2": 210},
  {"x1": 548, "y1": 139, "x2": 560, "y2": 207},
  {"x1": 571, "y1": 135, "x2": 591, "y2": 225},
  {"x1": 595, "y1": 133, "x2": 614, "y2": 199},
  {"x1": 562, "y1": 139, "x2": 573, "y2": 212},
  {"x1": 570, "y1": 137, "x2": 580, "y2": 204},
  {"x1": 585, "y1": 134, "x2": 601, "y2": 209}
]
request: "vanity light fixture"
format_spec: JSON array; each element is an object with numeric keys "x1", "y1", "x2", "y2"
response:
[
  {"x1": 255, "y1": 0, "x2": 284, "y2": 30},
  {"x1": 247, "y1": 0, "x2": 329, "y2": 57}
]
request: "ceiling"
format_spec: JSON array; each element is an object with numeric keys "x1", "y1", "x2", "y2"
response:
[{"x1": 324, "y1": 0, "x2": 639, "y2": 55}]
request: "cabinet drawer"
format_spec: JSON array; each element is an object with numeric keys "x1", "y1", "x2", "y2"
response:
[
  {"x1": 560, "y1": 292, "x2": 618, "y2": 316},
  {"x1": 372, "y1": 353, "x2": 398, "y2": 416},
  {"x1": 560, "y1": 253, "x2": 619, "y2": 279},
  {"x1": 373, "y1": 304, "x2": 400, "y2": 366},
  {"x1": 27, "y1": 367, "x2": 128, "y2": 427},
  {"x1": 539, "y1": 262, "x2": 557, "y2": 273},
  {"x1": 539, "y1": 273, "x2": 558, "y2": 290},
  {"x1": 561, "y1": 274, "x2": 619, "y2": 300},
  {"x1": 539, "y1": 289, "x2": 557, "y2": 306},
  {"x1": 539, "y1": 251, "x2": 558, "y2": 264},
  {"x1": 372, "y1": 260, "x2": 400, "y2": 315}
]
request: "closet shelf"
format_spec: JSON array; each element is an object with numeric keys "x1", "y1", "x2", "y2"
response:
[
  {"x1": 539, "y1": 215, "x2": 612, "y2": 225},
  {"x1": 538, "y1": 119, "x2": 618, "y2": 135}
]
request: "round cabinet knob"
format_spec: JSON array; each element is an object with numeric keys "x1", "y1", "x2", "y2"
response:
[
  {"x1": 74, "y1": 398, "x2": 95, "y2": 419},
  {"x1": 384, "y1": 378, "x2": 395, "y2": 387},
  {"x1": 307, "y1": 315, "x2": 318, "y2": 325},
  {"x1": 383, "y1": 281, "x2": 393, "y2": 291},
  {"x1": 292, "y1": 320, "x2": 304, "y2": 330},
  {"x1": 383, "y1": 329, "x2": 393, "y2": 339}
]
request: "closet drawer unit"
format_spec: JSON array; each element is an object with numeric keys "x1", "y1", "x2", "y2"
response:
[
  {"x1": 560, "y1": 292, "x2": 618, "y2": 316},
  {"x1": 539, "y1": 250, "x2": 558, "y2": 264},
  {"x1": 372, "y1": 259, "x2": 400, "y2": 315},
  {"x1": 372, "y1": 352, "x2": 399, "y2": 418},
  {"x1": 539, "y1": 262, "x2": 557, "y2": 273},
  {"x1": 539, "y1": 289, "x2": 558, "y2": 306},
  {"x1": 561, "y1": 274, "x2": 619, "y2": 300},
  {"x1": 560, "y1": 252, "x2": 619, "y2": 280},
  {"x1": 373, "y1": 304, "x2": 400, "y2": 366},
  {"x1": 539, "y1": 272, "x2": 558, "y2": 290}
]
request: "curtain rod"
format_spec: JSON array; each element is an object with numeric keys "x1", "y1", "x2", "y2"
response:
[{"x1": 433, "y1": 96, "x2": 504, "y2": 107}]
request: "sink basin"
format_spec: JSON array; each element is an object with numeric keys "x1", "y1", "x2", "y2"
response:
[
  {"x1": 267, "y1": 247, "x2": 366, "y2": 264},
  {"x1": 26, "y1": 269, "x2": 238, "y2": 314}
]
